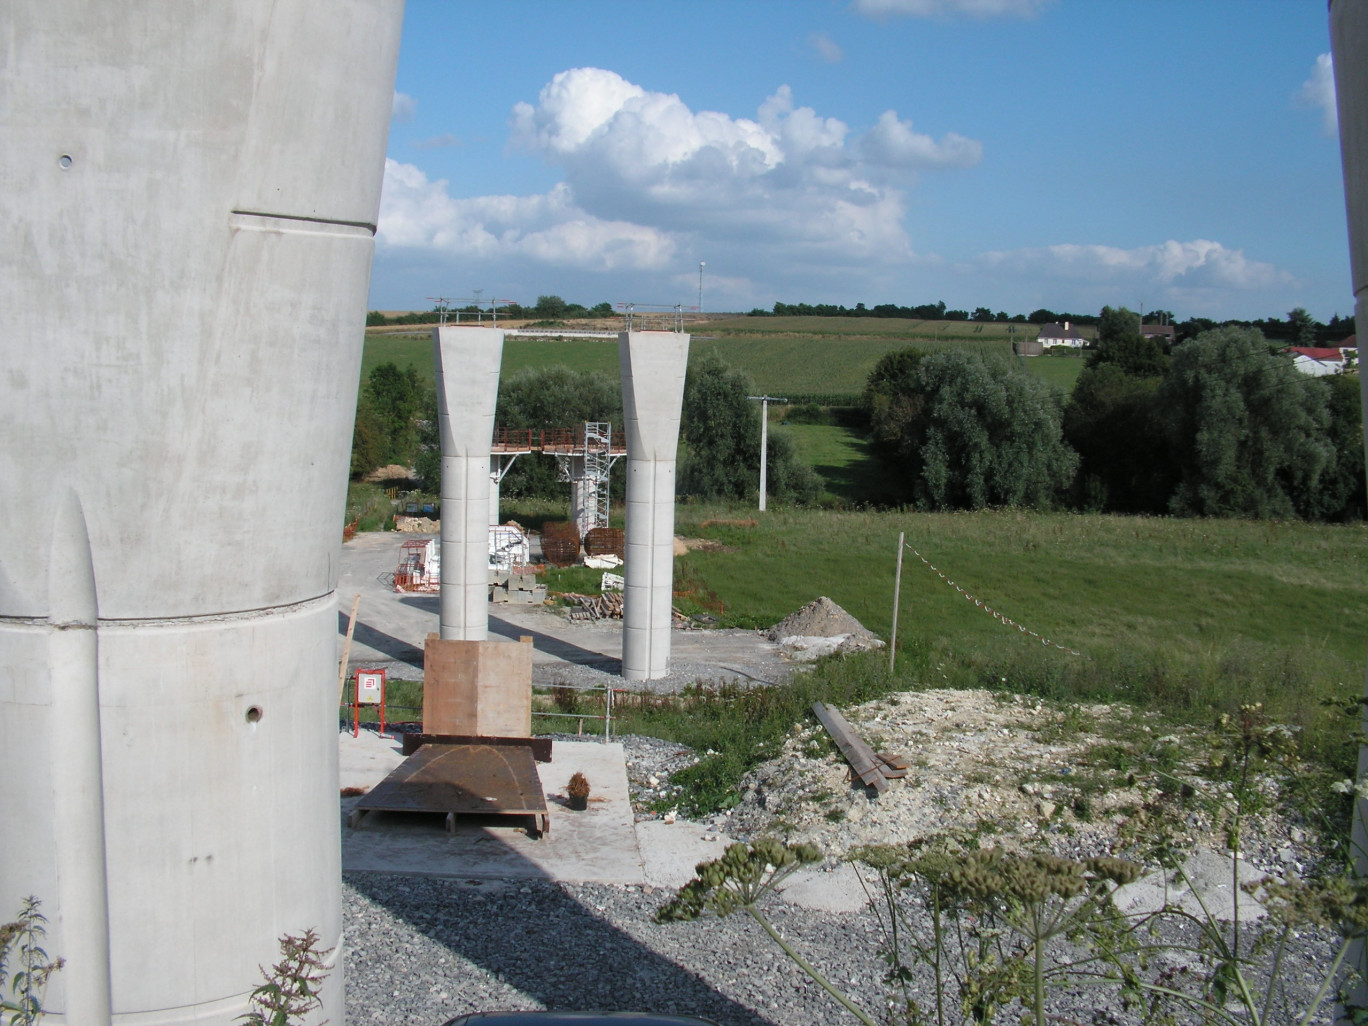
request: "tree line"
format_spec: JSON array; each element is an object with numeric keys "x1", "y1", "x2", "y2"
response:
[
  {"x1": 350, "y1": 354, "x2": 818, "y2": 507},
  {"x1": 366, "y1": 294, "x2": 615, "y2": 327},
  {"x1": 866, "y1": 306, "x2": 1364, "y2": 520}
]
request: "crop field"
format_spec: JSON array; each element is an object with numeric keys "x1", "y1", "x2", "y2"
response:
[
  {"x1": 360, "y1": 319, "x2": 1076, "y2": 399},
  {"x1": 670, "y1": 504, "x2": 1368, "y2": 768}
]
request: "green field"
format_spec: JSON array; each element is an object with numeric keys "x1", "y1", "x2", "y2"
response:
[
  {"x1": 780, "y1": 423, "x2": 901, "y2": 505},
  {"x1": 669, "y1": 505, "x2": 1368, "y2": 763},
  {"x1": 361, "y1": 318, "x2": 1080, "y2": 400}
]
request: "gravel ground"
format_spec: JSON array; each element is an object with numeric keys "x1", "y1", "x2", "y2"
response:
[
  {"x1": 529, "y1": 629, "x2": 794, "y2": 694},
  {"x1": 343, "y1": 871, "x2": 1343, "y2": 1026}
]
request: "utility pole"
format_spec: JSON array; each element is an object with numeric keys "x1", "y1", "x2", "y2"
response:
[
  {"x1": 747, "y1": 394, "x2": 787, "y2": 511},
  {"x1": 698, "y1": 261, "x2": 705, "y2": 314}
]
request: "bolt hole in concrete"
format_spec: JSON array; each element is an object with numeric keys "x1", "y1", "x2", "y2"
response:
[
  {"x1": 245, "y1": 705, "x2": 263, "y2": 724},
  {"x1": 58, "y1": 154, "x2": 72, "y2": 168}
]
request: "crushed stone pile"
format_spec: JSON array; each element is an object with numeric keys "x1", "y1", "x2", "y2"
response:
[{"x1": 768, "y1": 596, "x2": 884, "y2": 661}]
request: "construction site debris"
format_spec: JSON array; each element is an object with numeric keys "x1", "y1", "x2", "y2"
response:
[
  {"x1": 540, "y1": 521, "x2": 581, "y2": 566},
  {"x1": 490, "y1": 572, "x2": 547, "y2": 605},
  {"x1": 811, "y1": 701, "x2": 909, "y2": 793},
  {"x1": 393, "y1": 515, "x2": 438, "y2": 533},
  {"x1": 584, "y1": 526, "x2": 625, "y2": 558},
  {"x1": 564, "y1": 591, "x2": 623, "y2": 621},
  {"x1": 768, "y1": 596, "x2": 885, "y2": 661},
  {"x1": 584, "y1": 553, "x2": 624, "y2": 570},
  {"x1": 600, "y1": 571, "x2": 624, "y2": 592},
  {"x1": 394, "y1": 538, "x2": 440, "y2": 592}
]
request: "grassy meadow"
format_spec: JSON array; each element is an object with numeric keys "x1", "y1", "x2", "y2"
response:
[
  {"x1": 664, "y1": 505, "x2": 1368, "y2": 769},
  {"x1": 361, "y1": 316, "x2": 1076, "y2": 399}
]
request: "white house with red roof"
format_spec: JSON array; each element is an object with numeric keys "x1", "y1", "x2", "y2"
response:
[{"x1": 1287, "y1": 346, "x2": 1350, "y2": 376}]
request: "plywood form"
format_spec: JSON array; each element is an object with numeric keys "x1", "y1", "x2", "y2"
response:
[{"x1": 423, "y1": 634, "x2": 532, "y2": 736}]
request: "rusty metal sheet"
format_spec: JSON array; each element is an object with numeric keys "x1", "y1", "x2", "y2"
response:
[
  {"x1": 400, "y1": 733, "x2": 552, "y2": 761},
  {"x1": 353, "y1": 744, "x2": 549, "y2": 836}
]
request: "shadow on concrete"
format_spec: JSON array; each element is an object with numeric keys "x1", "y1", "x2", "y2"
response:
[
  {"x1": 338, "y1": 611, "x2": 425, "y2": 668},
  {"x1": 488, "y1": 613, "x2": 620, "y2": 673},
  {"x1": 345, "y1": 866, "x2": 773, "y2": 1025}
]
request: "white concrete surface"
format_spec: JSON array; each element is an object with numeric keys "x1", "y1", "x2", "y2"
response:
[
  {"x1": 436, "y1": 326, "x2": 505, "y2": 641},
  {"x1": 1112, "y1": 852, "x2": 1267, "y2": 923},
  {"x1": 342, "y1": 736, "x2": 645, "y2": 884},
  {"x1": 0, "y1": 5, "x2": 403, "y2": 1023},
  {"x1": 619, "y1": 332, "x2": 690, "y2": 680}
]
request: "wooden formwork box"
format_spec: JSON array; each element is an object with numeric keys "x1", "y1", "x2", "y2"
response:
[{"x1": 422, "y1": 634, "x2": 533, "y2": 736}]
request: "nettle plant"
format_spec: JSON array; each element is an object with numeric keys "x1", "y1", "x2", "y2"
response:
[
  {"x1": 658, "y1": 705, "x2": 1368, "y2": 1026},
  {"x1": 1, "y1": 898, "x2": 62, "y2": 1026}
]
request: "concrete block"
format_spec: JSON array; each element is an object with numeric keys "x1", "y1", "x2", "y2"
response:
[{"x1": 424, "y1": 635, "x2": 533, "y2": 736}]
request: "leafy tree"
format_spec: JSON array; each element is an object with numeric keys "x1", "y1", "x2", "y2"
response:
[
  {"x1": 349, "y1": 362, "x2": 426, "y2": 477},
  {"x1": 1062, "y1": 364, "x2": 1170, "y2": 513},
  {"x1": 1088, "y1": 306, "x2": 1168, "y2": 375},
  {"x1": 533, "y1": 294, "x2": 568, "y2": 320},
  {"x1": 678, "y1": 354, "x2": 820, "y2": 503},
  {"x1": 1305, "y1": 373, "x2": 1366, "y2": 521},
  {"x1": 1157, "y1": 327, "x2": 1334, "y2": 518},
  {"x1": 867, "y1": 348, "x2": 1077, "y2": 510},
  {"x1": 971, "y1": 307, "x2": 994, "y2": 322},
  {"x1": 494, "y1": 366, "x2": 623, "y2": 499},
  {"x1": 1287, "y1": 306, "x2": 1318, "y2": 347},
  {"x1": 350, "y1": 392, "x2": 389, "y2": 478},
  {"x1": 1028, "y1": 308, "x2": 1059, "y2": 324}
]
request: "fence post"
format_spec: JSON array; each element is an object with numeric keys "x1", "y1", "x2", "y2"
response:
[{"x1": 890, "y1": 532, "x2": 904, "y2": 674}]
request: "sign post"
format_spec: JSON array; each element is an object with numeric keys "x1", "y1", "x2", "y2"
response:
[{"x1": 353, "y1": 668, "x2": 388, "y2": 738}]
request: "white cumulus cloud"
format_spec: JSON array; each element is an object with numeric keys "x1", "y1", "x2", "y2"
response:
[
  {"x1": 853, "y1": 0, "x2": 1054, "y2": 19},
  {"x1": 1296, "y1": 53, "x2": 1337, "y2": 136},
  {"x1": 376, "y1": 159, "x2": 676, "y2": 271},
  {"x1": 969, "y1": 239, "x2": 1295, "y2": 315},
  {"x1": 373, "y1": 68, "x2": 981, "y2": 306}
]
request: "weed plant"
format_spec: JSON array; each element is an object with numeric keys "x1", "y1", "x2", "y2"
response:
[
  {"x1": 0, "y1": 898, "x2": 61, "y2": 1026},
  {"x1": 660, "y1": 708, "x2": 1368, "y2": 1026}
]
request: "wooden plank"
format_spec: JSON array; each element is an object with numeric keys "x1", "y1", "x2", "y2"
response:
[
  {"x1": 873, "y1": 753, "x2": 908, "y2": 779},
  {"x1": 811, "y1": 702, "x2": 888, "y2": 793},
  {"x1": 877, "y1": 751, "x2": 910, "y2": 771}
]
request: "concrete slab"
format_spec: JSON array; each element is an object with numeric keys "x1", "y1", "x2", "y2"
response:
[
  {"x1": 336, "y1": 531, "x2": 791, "y2": 688},
  {"x1": 341, "y1": 737, "x2": 645, "y2": 884},
  {"x1": 635, "y1": 820, "x2": 733, "y2": 889},
  {"x1": 1112, "y1": 851, "x2": 1267, "y2": 923},
  {"x1": 775, "y1": 864, "x2": 873, "y2": 913}
]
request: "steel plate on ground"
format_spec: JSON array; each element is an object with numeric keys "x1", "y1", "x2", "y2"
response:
[{"x1": 351, "y1": 743, "x2": 549, "y2": 836}]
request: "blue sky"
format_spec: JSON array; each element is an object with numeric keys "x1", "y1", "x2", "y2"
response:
[{"x1": 371, "y1": 0, "x2": 1350, "y2": 323}]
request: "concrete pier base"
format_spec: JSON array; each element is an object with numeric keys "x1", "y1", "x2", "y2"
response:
[
  {"x1": 0, "y1": 4, "x2": 402, "y2": 1023},
  {"x1": 618, "y1": 331, "x2": 690, "y2": 680},
  {"x1": 435, "y1": 326, "x2": 505, "y2": 641}
]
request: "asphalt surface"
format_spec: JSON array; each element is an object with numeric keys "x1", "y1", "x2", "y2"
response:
[{"x1": 336, "y1": 532, "x2": 793, "y2": 691}]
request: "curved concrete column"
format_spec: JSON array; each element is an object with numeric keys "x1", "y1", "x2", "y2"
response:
[
  {"x1": 436, "y1": 326, "x2": 505, "y2": 641},
  {"x1": 0, "y1": 3, "x2": 403, "y2": 1024},
  {"x1": 1330, "y1": 0, "x2": 1368, "y2": 993},
  {"x1": 619, "y1": 331, "x2": 690, "y2": 680}
]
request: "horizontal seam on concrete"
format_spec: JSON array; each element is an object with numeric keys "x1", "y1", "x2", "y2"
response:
[
  {"x1": 0, "y1": 592, "x2": 337, "y2": 629},
  {"x1": 229, "y1": 208, "x2": 377, "y2": 235}
]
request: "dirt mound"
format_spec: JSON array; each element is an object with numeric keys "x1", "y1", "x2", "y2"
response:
[
  {"x1": 768, "y1": 596, "x2": 874, "y2": 642},
  {"x1": 363, "y1": 464, "x2": 414, "y2": 484}
]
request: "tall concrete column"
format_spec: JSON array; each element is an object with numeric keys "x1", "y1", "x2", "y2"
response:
[
  {"x1": 0, "y1": 4, "x2": 403, "y2": 1024},
  {"x1": 619, "y1": 331, "x2": 690, "y2": 680},
  {"x1": 1330, "y1": 0, "x2": 1368, "y2": 999},
  {"x1": 436, "y1": 326, "x2": 505, "y2": 641}
]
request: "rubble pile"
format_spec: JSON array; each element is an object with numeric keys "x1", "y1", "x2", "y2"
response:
[{"x1": 768, "y1": 596, "x2": 884, "y2": 661}]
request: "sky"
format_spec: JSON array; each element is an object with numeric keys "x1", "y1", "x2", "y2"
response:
[{"x1": 371, "y1": 0, "x2": 1352, "y2": 324}]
